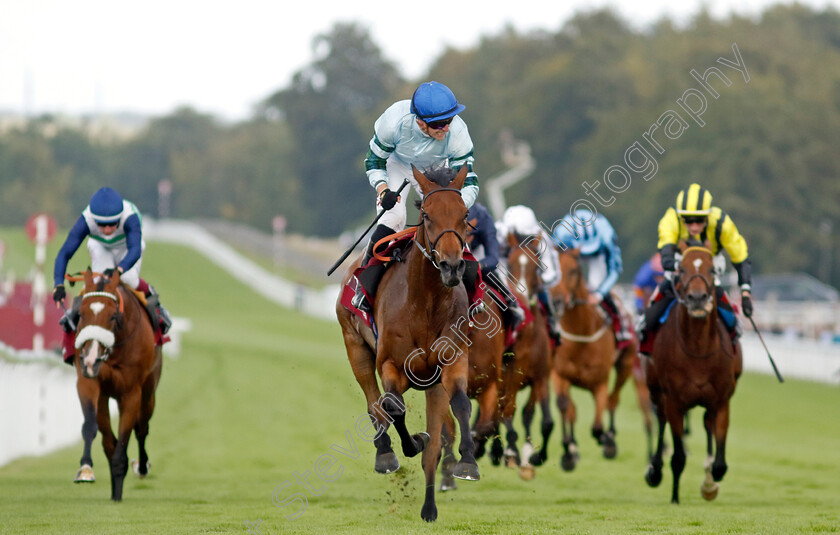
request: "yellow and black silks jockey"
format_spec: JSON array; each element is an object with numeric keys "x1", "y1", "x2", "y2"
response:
[{"x1": 638, "y1": 183, "x2": 753, "y2": 355}]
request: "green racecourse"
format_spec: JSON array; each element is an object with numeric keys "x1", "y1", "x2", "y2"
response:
[{"x1": 1, "y1": 229, "x2": 839, "y2": 534}]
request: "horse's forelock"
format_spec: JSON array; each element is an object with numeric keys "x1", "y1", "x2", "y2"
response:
[{"x1": 423, "y1": 167, "x2": 458, "y2": 187}]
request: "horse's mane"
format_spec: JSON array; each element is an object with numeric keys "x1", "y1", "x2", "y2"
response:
[{"x1": 414, "y1": 166, "x2": 459, "y2": 209}]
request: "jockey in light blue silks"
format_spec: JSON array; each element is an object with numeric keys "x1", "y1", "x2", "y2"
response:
[
  {"x1": 52, "y1": 188, "x2": 172, "y2": 363},
  {"x1": 352, "y1": 81, "x2": 480, "y2": 312},
  {"x1": 498, "y1": 205, "x2": 562, "y2": 345},
  {"x1": 551, "y1": 209, "x2": 633, "y2": 349}
]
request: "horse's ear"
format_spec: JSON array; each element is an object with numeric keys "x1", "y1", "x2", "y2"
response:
[
  {"x1": 571, "y1": 247, "x2": 581, "y2": 258},
  {"x1": 507, "y1": 231, "x2": 518, "y2": 249},
  {"x1": 678, "y1": 240, "x2": 689, "y2": 253},
  {"x1": 84, "y1": 269, "x2": 94, "y2": 290},
  {"x1": 703, "y1": 239, "x2": 713, "y2": 250},
  {"x1": 412, "y1": 164, "x2": 434, "y2": 195},
  {"x1": 106, "y1": 270, "x2": 121, "y2": 292},
  {"x1": 448, "y1": 165, "x2": 468, "y2": 191}
]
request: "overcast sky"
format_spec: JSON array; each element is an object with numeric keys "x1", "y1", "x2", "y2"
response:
[{"x1": 1, "y1": 0, "x2": 837, "y2": 121}]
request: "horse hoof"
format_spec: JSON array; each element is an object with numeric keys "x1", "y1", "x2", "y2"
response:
[
  {"x1": 421, "y1": 502, "x2": 438, "y2": 522},
  {"x1": 529, "y1": 452, "x2": 546, "y2": 467},
  {"x1": 74, "y1": 464, "x2": 95, "y2": 483},
  {"x1": 131, "y1": 459, "x2": 150, "y2": 478},
  {"x1": 645, "y1": 465, "x2": 662, "y2": 487},
  {"x1": 701, "y1": 480, "x2": 720, "y2": 501},
  {"x1": 375, "y1": 452, "x2": 400, "y2": 474},
  {"x1": 453, "y1": 462, "x2": 480, "y2": 481},
  {"x1": 519, "y1": 465, "x2": 536, "y2": 481},
  {"x1": 603, "y1": 442, "x2": 617, "y2": 459},
  {"x1": 439, "y1": 475, "x2": 457, "y2": 492},
  {"x1": 560, "y1": 453, "x2": 577, "y2": 472}
]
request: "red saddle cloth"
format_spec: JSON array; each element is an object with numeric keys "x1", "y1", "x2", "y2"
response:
[
  {"x1": 486, "y1": 286, "x2": 533, "y2": 347},
  {"x1": 340, "y1": 235, "x2": 485, "y2": 331}
]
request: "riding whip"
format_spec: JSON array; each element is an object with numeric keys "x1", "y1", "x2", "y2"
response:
[
  {"x1": 747, "y1": 315, "x2": 784, "y2": 383},
  {"x1": 328, "y1": 179, "x2": 410, "y2": 276}
]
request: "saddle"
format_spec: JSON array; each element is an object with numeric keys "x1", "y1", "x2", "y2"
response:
[{"x1": 341, "y1": 233, "x2": 485, "y2": 333}]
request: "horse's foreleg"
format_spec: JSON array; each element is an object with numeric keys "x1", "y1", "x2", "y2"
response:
[
  {"x1": 665, "y1": 401, "x2": 687, "y2": 504},
  {"x1": 712, "y1": 404, "x2": 730, "y2": 482},
  {"x1": 555, "y1": 377, "x2": 578, "y2": 471},
  {"x1": 608, "y1": 347, "x2": 635, "y2": 435},
  {"x1": 449, "y1": 389, "x2": 479, "y2": 480},
  {"x1": 439, "y1": 412, "x2": 457, "y2": 492},
  {"x1": 472, "y1": 382, "x2": 498, "y2": 459},
  {"x1": 592, "y1": 382, "x2": 617, "y2": 459},
  {"x1": 531, "y1": 379, "x2": 554, "y2": 467},
  {"x1": 110, "y1": 389, "x2": 141, "y2": 501},
  {"x1": 420, "y1": 385, "x2": 448, "y2": 522},
  {"x1": 645, "y1": 380, "x2": 667, "y2": 488},
  {"x1": 73, "y1": 379, "x2": 100, "y2": 483}
]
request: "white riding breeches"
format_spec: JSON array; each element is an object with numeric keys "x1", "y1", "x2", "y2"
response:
[
  {"x1": 375, "y1": 158, "x2": 426, "y2": 232},
  {"x1": 87, "y1": 239, "x2": 145, "y2": 289}
]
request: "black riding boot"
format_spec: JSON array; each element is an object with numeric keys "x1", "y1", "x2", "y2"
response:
[
  {"x1": 538, "y1": 286, "x2": 562, "y2": 345},
  {"x1": 59, "y1": 296, "x2": 82, "y2": 334},
  {"x1": 145, "y1": 286, "x2": 173, "y2": 335},
  {"x1": 484, "y1": 270, "x2": 525, "y2": 331},
  {"x1": 352, "y1": 224, "x2": 395, "y2": 313}
]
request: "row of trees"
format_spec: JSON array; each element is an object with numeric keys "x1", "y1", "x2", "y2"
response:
[{"x1": 0, "y1": 5, "x2": 838, "y2": 285}]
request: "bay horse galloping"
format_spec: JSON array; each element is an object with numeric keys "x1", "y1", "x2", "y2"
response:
[
  {"x1": 500, "y1": 233, "x2": 554, "y2": 477},
  {"x1": 336, "y1": 165, "x2": 478, "y2": 522},
  {"x1": 72, "y1": 269, "x2": 162, "y2": 501},
  {"x1": 550, "y1": 248, "x2": 650, "y2": 470},
  {"x1": 644, "y1": 243, "x2": 742, "y2": 503}
]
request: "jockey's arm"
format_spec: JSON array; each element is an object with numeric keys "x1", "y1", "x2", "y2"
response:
[
  {"x1": 118, "y1": 214, "x2": 143, "y2": 273},
  {"x1": 53, "y1": 216, "x2": 89, "y2": 287},
  {"x1": 719, "y1": 214, "x2": 751, "y2": 290}
]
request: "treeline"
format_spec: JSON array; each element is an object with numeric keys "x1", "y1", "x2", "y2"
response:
[{"x1": 1, "y1": 5, "x2": 838, "y2": 285}]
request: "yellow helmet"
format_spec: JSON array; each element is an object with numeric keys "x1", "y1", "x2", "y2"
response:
[{"x1": 675, "y1": 183, "x2": 712, "y2": 216}]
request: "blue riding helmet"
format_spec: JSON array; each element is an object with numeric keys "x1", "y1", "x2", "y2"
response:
[
  {"x1": 89, "y1": 187, "x2": 124, "y2": 225},
  {"x1": 553, "y1": 210, "x2": 603, "y2": 255},
  {"x1": 410, "y1": 81, "x2": 466, "y2": 123}
]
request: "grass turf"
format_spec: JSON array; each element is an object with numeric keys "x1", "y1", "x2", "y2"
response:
[{"x1": 0, "y1": 230, "x2": 838, "y2": 534}]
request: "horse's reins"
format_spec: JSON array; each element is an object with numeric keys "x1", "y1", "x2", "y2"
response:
[{"x1": 64, "y1": 273, "x2": 142, "y2": 354}]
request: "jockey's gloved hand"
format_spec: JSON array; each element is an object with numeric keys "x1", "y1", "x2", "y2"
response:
[
  {"x1": 53, "y1": 284, "x2": 66, "y2": 304},
  {"x1": 664, "y1": 270, "x2": 676, "y2": 282},
  {"x1": 379, "y1": 189, "x2": 399, "y2": 211},
  {"x1": 741, "y1": 292, "x2": 753, "y2": 317},
  {"x1": 102, "y1": 268, "x2": 116, "y2": 279}
]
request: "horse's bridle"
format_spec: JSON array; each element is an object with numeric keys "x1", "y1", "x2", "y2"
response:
[
  {"x1": 673, "y1": 247, "x2": 715, "y2": 307},
  {"x1": 414, "y1": 187, "x2": 467, "y2": 270},
  {"x1": 77, "y1": 289, "x2": 123, "y2": 363}
]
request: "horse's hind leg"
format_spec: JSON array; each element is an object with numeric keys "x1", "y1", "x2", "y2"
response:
[{"x1": 347, "y1": 344, "x2": 399, "y2": 473}]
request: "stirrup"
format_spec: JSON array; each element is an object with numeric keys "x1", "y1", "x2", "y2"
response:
[{"x1": 351, "y1": 286, "x2": 371, "y2": 313}]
